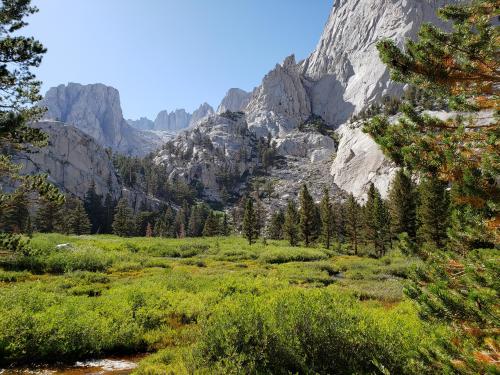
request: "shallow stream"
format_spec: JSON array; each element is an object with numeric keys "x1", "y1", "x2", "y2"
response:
[{"x1": 0, "y1": 356, "x2": 143, "y2": 375}]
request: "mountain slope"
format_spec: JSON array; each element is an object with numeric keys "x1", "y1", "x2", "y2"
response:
[
  {"x1": 41, "y1": 83, "x2": 166, "y2": 156},
  {"x1": 302, "y1": 0, "x2": 458, "y2": 125}
]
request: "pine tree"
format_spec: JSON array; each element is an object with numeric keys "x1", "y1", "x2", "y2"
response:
[
  {"x1": 157, "y1": 206, "x2": 175, "y2": 238},
  {"x1": 373, "y1": 193, "x2": 391, "y2": 258},
  {"x1": 34, "y1": 196, "x2": 62, "y2": 233},
  {"x1": 298, "y1": 184, "x2": 316, "y2": 247},
  {"x1": 135, "y1": 211, "x2": 155, "y2": 236},
  {"x1": 332, "y1": 201, "x2": 345, "y2": 246},
  {"x1": 267, "y1": 209, "x2": 285, "y2": 240},
  {"x1": 102, "y1": 193, "x2": 116, "y2": 234},
  {"x1": 0, "y1": 0, "x2": 64, "y2": 251},
  {"x1": 174, "y1": 201, "x2": 190, "y2": 238},
  {"x1": 203, "y1": 211, "x2": 219, "y2": 237},
  {"x1": 345, "y1": 194, "x2": 362, "y2": 255},
  {"x1": 283, "y1": 200, "x2": 299, "y2": 246},
  {"x1": 417, "y1": 177, "x2": 450, "y2": 249},
  {"x1": 388, "y1": 169, "x2": 417, "y2": 241},
  {"x1": 363, "y1": 183, "x2": 378, "y2": 247},
  {"x1": 320, "y1": 188, "x2": 334, "y2": 249},
  {"x1": 220, "y1": 213, "x2": 230, "y2": 236},
  {"x1": 83, "y1": 182, "x2": 104, "y2": 234},
  {"x1": 365, "y1": 2, "x2": 499, "y2": 370},
  {"x1": 112, "y1": 198, "x2": 135, "y2": 237},
  {"x1": 242, "y1": 197, "x2": 258, "y2": 245},
  {"x1": 188, "y1": 204, "x2": 209, "y2": 237},
  {"x1": 67, "y1": 198, "x2": 91, "y2": 235},
  {"x1": 365, "y1": 0, "x2": 498, "y2": 251},
  {"x1": 254, "y1": 196, "x2": 265, "y2": 237},
  {"x1": 0, "y1": 191, "x2": 30, "y2": 233}
]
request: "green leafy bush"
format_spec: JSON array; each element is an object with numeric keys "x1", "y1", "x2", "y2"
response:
[
  {"x1": 195, "y1": 289, "x2": 435, "y2": 374},
  {"x1": 259, "y1": 248, "x2": 328, "y2": 264}
]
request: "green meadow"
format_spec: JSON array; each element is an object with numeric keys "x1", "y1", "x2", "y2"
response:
[{"x1": 0, "y1": 234, "x2": 447, "y2": 374}]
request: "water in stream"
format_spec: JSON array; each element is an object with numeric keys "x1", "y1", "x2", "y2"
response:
[{"x1": 0, "y1": 356, "x2": 143, "y2": 375}]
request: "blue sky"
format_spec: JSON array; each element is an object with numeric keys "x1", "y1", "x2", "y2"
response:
[{"x1": 26, "y1": 1, "x2": 333, "y2": 119}]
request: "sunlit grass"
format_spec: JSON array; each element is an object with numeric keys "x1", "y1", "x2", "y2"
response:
[{"x1": 0, "y1": 233, "x2": 428, "y2": 371}]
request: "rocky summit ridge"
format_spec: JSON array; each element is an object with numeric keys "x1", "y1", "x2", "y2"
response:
[
  {"x1": 25, "y1": 0, "x2": 460, "y2": 205},
  {"x1": 40, "y1": 83, "x2": 167, "y2": 157},
  {"x1": 150, "y1": 0, "x2": 460, "y2": 203}
]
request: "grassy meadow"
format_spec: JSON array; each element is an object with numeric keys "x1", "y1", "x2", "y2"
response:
[{"x1": 0, "y1": 234, "x2": 446, "y2": 374}]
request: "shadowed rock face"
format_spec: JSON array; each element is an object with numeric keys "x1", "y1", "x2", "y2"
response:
[
  {"x1": 40, "y1": 83, "x2": 165, "y2": 156},
  {"x1": 301, "y1": 0, "x2": 459, "y2": 126}
]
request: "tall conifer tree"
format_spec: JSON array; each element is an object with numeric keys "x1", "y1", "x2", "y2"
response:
[
  {"x1": 203, "y1": 211, "x2": 219, "y2": 237},
  {"x1": 67, "y1": 198, "x2": 91, "y2": 235},
  {"x1": 417, "y1": 177, "x2": 450, "y2": 248},
  {"x1": 283, "y1": 200, "x2": 299, "y2": 246},
  {"x1": 267, "y1": 209, "x2": 285, "y2": 240},
  {"x1": 83, "y1": 182, "x2": 104, "y2": 234},
  {"x1": 34, "y1": 197, "x2": 62, "y2": 233},
  {"x1": 242, "y1": 197, "x2": 258, "y2": 245},
  {"x1": 299, "y1": 184, "x2": 316, "y2": 247},
  {"x1": 388, "y1": 169, "x2": 417, "y2": 240},
  {"x1": 112, "y1": 198, "x2": 135, "y2": 237},
  {"x1": 320, "y1": 188, "x2": 334, "y2": 249},
  {"x1": 366, "y1": 2, "x2": 499, "y2": 370},
  {"x1": 345, "y1": 194, "x2": 362, "y2": 255}
]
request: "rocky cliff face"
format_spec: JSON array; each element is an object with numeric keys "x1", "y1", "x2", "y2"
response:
[
  {"x1": 14, "y1": 121, "x2": 164, "y2": 211},
  {"x1": 191, "y1": 103, "x2": 215, "y2": 126},
  {"x1": 246, "y1": 55, "x2": 311, "y2": 137},
  {"x1": 302, "y1": 0, "x2": 458, "y2": 126},
  {"x1": 156, "y1": 0, "x2": 459, "y2": 202},
  {"x1": 41, "y1": 83, "x2": 165, "y2": 156},
  {"x1": 154, "y1": 109, "x2": 191, "y2": 132},
  {"x1": 14, "y1": 121, "x2": 121, "y2": 199},
  {"x1": 217, "y1": 88, "x2": 252, "y2": 114},
  {"x1": 153, "y1": 103, "x2": 214, "y2": 132},
  {"x1": 154, "y1": 112, "x2": 256, "y2": 202},
  {"x1": 127, "y1": 117, "x2": 154, "y2": 131}
]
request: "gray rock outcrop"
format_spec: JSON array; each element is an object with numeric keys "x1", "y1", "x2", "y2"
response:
[
  {"x1": 302, "y1": 0, "x2": 459, "y2": 125},
  {"x1": 14, "y1": 121, "x2": 164, "y2": 211},
  {"x1": 154, "y1": 112, "x2": 256, "y2": 202},
  {"x1": 154, "y1": 108, "x2": 191, "y2": 132},
  {"x1": 191, "y1": 103, "x2": 215, "y2": 126},
  {"x1": 246, "y1": 55, "x2": 311, "y2": 137},
  {"x1": 14, "y1": 121, "x2": 120, "y2": 199},
  {"x1": 153, "y1": 103, "x2": 214, "y2": 132},
  {"x1": 127, "y1": 117, "x2": 154, "y2": 131},
  {"x1": 40, "y1": 83, "x2": 165, "y2": 156},
  {"x1": 217, "y1": 88, "x2": 252, "y2": 114}
]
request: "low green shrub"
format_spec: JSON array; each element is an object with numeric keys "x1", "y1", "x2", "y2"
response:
[
  {"x1": 0, "y1": 270, "x2": 30, "y2": 282},
  {"x1": 195, "y1": 289, "x2": 435, "y2": 374},
  {"x1": 4, "y1": 247, "x2": 115, "y2": 274},
  {"x1": 259, "y1": 248, "x2": 328, "y2": 264}
]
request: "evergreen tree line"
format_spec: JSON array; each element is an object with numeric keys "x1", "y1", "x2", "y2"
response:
[
  {"x1": 3, "y1": 187, "x2": 232, "y2": 239},
  {"x1": 242, "y1": 174, "x2": 450, "y2": 258}
]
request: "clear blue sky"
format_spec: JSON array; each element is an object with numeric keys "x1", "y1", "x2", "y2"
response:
[{"x1": 26, "y1": 0, "x2": 333, "y2": 119}]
